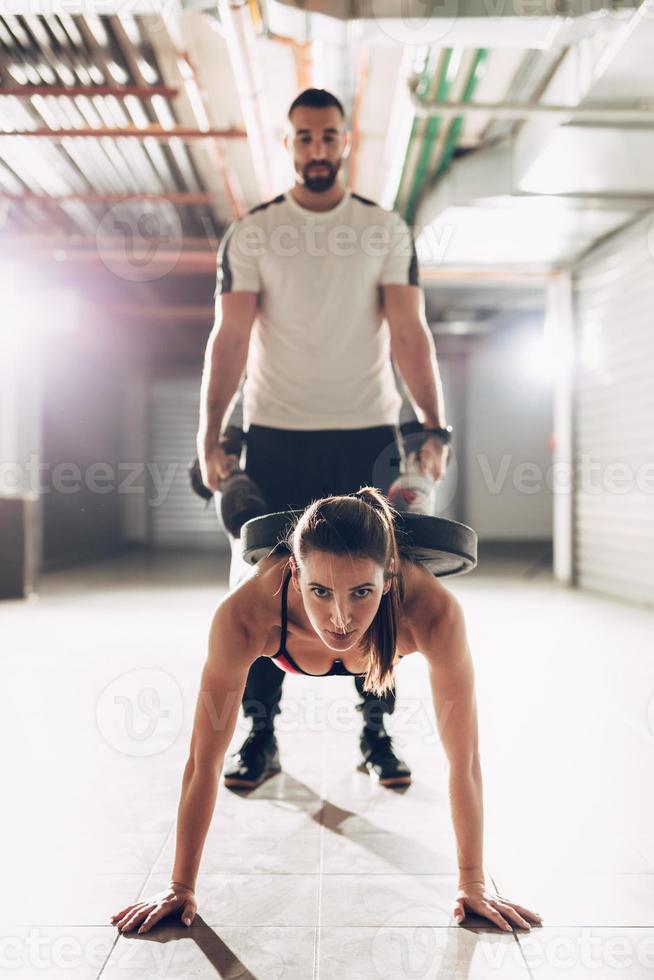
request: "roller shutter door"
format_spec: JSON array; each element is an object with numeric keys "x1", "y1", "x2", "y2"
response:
[
  {"x1": 149, "y1": 377, "x2": 228, "y2": 550},
  {"x1": 573, "y1": 215, "x2": 654, "y2": 604}
]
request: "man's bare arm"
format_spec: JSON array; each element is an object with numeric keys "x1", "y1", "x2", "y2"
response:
[
  {"x1": 197, "y1": 291, "x2": 258, "y2": 488},
  {"x1": 382, "y1": 283, "x2": 446, "y2": 428}
]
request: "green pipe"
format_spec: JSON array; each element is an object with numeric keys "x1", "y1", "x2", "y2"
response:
[
  {"x1": 435, "y1": 48, "x2": 489, "y2": 182},
  {"x1": 394, "y1": 48, "x2": 432, "y2": 218},
  {"x1": 404, "y1": 48, "x2": 453, "y2": 225}
]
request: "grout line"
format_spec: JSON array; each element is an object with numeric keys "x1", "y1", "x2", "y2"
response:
[
  {"x1": 135, "y1": 820, "x2": 178, "y2": 898},
  {"x1": 312, "y1": 733, "x2": 328, "y2": 980},
  {"x1": 97, "y1": 821, "x2": 176, "y2": 977},
  {"x1": 96, "y1": 929, "x2": 122, "y2": 980},
  {"x1": 513, "y1": 933, "x2": 537, "y2": 980},
  {"x1": 489, "y1": 868, "x2": 535, "y2": 978}
]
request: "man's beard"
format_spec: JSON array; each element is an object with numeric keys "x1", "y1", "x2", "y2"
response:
[{"x1": 302, "y1": 160, "x2": 339, "y2": 192}]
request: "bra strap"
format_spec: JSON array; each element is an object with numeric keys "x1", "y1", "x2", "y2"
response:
[{"x1": 279, "y1": 567, "x2": 292, "y2": 650}]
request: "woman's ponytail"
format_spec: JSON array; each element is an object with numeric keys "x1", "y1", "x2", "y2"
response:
[
  {"x1": 353, "y1": 487, "x2": 404, "y2": 696},
  {"x1": 290, "y1": 486, "x2": 404, "y2": 697}
]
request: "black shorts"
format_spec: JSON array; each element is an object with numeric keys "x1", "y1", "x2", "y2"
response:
[{"x1": 244, "y1": 423, "x2": 400, "y2": 513}]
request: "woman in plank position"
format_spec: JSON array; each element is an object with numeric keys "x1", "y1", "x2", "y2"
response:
[{"x1": 110, "y1": 488, "x2": 542, "y2": 935}]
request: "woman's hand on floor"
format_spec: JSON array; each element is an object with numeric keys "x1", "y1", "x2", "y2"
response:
[
  {"x1": 452, "y1": 882, "x2": 542, "y2": 931},
  {"x1": 110, "y1": 882, "x2": 197, "y2": 934}
]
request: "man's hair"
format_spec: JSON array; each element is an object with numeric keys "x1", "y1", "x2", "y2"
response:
[{"x1": 287, "y1": 88, "x2": 346, "y2": 122}]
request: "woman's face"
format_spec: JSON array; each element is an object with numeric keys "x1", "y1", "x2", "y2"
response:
[{"x1": 291, "y1": 550, "x2": 391, "y2": 653}]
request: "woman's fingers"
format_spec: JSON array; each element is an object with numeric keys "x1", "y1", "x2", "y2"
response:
[
  {"x1": 111, "y1": 888, "x2": 195, "y2": 935},
  {"x1": 118, "y1": 906, "x2": 151, "y2": 933},
  {"x1": 459, "y1": 894, "x2": 512, "y2": 931},
  {"x1": 456, "y1": 892, "x2": 542, "y2": 933},
  {"x1": 128, "y1": 896, "x2": 189, "y2": 934},
  {"x1": 494, "y1": 901, "x2": 532, "y2": 930},
  {"x1": 503, "y1": 901, "x2": 543, "y2": 923},
  {"x1": 137, "y1": 907, "x2": 165, "y2": 934},
  {"x1": 480, "y1": 902, "x2": 513, "y2": 932},
  {"x1": 110, "y1": 904, "x2": 136, "y2": 923},
  {"x1": 113, "y1": 903, "x2": 146, "y2": 930}
]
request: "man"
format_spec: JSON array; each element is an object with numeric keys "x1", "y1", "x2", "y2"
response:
[{"x1": 197, "y1": 88, "x2": 451, "y2": 789}]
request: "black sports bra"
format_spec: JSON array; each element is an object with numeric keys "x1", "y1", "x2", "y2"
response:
[{"x1": 270, "y1": 568, "x2": 367, "y2": 677}]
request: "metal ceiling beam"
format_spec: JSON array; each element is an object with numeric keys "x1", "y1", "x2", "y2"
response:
[
  {"x1": 0, "y1": 85, "x2": 179, "y2": 98},
  {"x1": 0, "y1": 236, "x2": 215, "y2": 248},
  {"x1": 0, "y1": 0, "x2": 594, "y2": 11},
  {"x1": 0, "y1": 236, "x2": 558, "y2": 281},
  {"x1": 98, "y1": 303, "x2": 214, "y2": 322},
  {"x1": 272, "y1": 0, "x2": 639, "y2": 17},
  {"x1": 421, "y1": 266, "x2": 557, "y2": 282},
  {"x1": 0, "y1": 191, "x2": 213, "y2": 203},
  {"x1": 0, "y1": 127, "x2": 247, "y2": 140},
  {"x1": 0, "y1": 236, "x2": 219, "y2": 272}
]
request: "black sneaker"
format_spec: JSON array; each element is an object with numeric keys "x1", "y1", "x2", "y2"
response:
[
  {"x1": 357, "y1": 730, "x2": 412, "y2": 787},
  {"x1": 223, "y1": 730, "x2": 281, "y2": 790}
]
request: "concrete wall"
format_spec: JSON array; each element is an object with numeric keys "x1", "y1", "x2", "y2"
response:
[
  {"x1": 464, "y1": 317, "x2": 553, "y2": 541},
  {"x1": 41, "y1": 330, "x2": 127, "y2": 569}
]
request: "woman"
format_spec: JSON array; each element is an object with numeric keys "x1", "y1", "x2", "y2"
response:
[{"x1": 110, "y1": 488, "x2": 542, "y2": 935}]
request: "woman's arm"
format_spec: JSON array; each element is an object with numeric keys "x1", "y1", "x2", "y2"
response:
[
  {"x1": 170, "y1": 597, "x2": 254, "y2": 889},
  {"x1": 416, "y1": 582, "x2": 484, "y2": 886},
  {"x1": 413, "y1": 570, "x2": 542, "y2": 932},
  {"x1": 111, "y1": 590, "x2": 258, "y2": 934}
]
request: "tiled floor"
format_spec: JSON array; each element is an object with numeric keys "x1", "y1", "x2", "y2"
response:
[{"x1": 2, "y1": 545, "x2": 653, "y2": 978}]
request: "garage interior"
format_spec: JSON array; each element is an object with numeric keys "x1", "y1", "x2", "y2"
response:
[{"x1": 1, "y1": 1, "x2": 653, "y2": 977}]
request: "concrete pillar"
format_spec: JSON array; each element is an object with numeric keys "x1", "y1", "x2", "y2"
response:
[{"x1": 546, "y1": 272, "x2": 575, "y2": 586}]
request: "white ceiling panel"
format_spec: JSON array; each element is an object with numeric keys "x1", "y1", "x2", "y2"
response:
[{"x1": 417, "y1": 203, "x2": 632, "y2": 267}]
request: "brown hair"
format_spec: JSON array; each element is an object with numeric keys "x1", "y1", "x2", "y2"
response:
[
  {"x1": 288, "y1": 88, "x2": 346, "y2": 121},
  {"x1": 286, "y1": 487, "x2": 403, "y2": 696}
]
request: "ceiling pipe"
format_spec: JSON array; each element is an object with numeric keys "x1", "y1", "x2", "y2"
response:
[
  {"x1": 395, "y1": 48, "x2": 438, "y2": 218},
  {"x1": 405, "y1": 50, "x2": 453, "y2": 223},
  {"x1": 409, "y1": 89, "x2": 654, "y2": 124},
  {"x1": 266, "y1": 32, "x2": 315, "y2": 91},
  {"x1": 432, "y1": 49, "x2": 489, "y2": 185}
]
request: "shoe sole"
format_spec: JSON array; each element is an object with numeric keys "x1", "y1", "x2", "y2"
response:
[
  {"x1": 223, "y1": 766, "x2": 282, "y2": 790},
  {"x1": 357, "y1": 763, "x2": 412, "y2": 787}
]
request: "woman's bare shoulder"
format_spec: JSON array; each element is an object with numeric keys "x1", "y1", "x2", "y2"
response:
[
  {"x1": 220, "y1": 553, "x2": 290, "y2": 644},
  {"x1": 399, "y1": 557, "x2": 455, "y2": 623}
]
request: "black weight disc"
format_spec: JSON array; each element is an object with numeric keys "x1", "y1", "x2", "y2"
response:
[{"x1": 241, "y1": 510, "x2": 477, "y2": 578}]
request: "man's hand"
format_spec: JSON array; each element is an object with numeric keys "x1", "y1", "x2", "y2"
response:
[
  {"x1": 199, "y1": 446, "x2": 239, "y2": 492},
  {"x1": 416, "y1": 435, "x2": 449, "y2": 482}
]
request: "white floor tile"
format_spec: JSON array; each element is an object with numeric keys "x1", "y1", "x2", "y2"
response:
[{"x1": 3, "y1": 547, "x2": 652, "y2": 979}]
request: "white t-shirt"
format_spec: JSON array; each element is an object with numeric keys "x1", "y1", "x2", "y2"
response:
[{"x1": 215, "y1": 188, "x2": 419, "y2": 431}]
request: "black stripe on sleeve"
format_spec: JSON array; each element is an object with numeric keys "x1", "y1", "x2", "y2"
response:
[
  {"x1": 215, "y1": 223, "x2": 236, "y2": 296},
  {"x1": 408, "y1": 232, "x2": 419, "y2": 286}
]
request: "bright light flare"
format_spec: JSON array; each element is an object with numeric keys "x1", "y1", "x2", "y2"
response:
[{"x1": 0, "y1": 263, "x2": 78, "y2": 356}]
